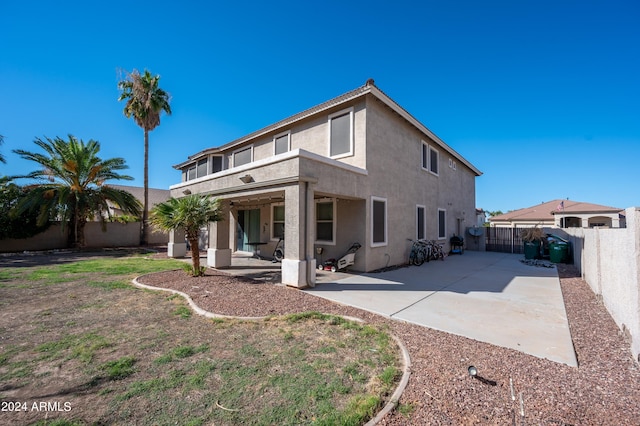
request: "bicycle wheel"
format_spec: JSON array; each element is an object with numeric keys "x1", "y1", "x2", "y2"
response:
[
  {"x1": 414, "y1": 248, "x2": 425, "y2": 266},
  {"x1": 274, "y1": 248, "x2": 284, "y2": 262}
]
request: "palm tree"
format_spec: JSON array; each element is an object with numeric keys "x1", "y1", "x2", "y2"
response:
[
  {"x1": 118, "y1": 69, "x2": 171, "y2": 246},
  {"x1": 150, "y1": 195, "x2": 223, "y2": 276},
  {"x1": 12, "y1": 135, "x2": 141, "y2": 248},
  {"x1": 0, "y1": 134, "x2": 6, "y2": 164}
]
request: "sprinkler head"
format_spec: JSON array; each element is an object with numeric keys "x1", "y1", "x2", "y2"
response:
[{"x1": 468, "y1": 366, "x2": 478, "y2": 377}]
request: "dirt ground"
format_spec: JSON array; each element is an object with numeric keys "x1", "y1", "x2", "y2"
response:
[{"x1": 0, "y1": 250, "x2": 400, "y2": 425}]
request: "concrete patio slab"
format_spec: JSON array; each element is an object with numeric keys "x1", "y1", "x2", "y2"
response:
[{"x1": 305, "y1": 251, "x2": 578, "y2": 367}]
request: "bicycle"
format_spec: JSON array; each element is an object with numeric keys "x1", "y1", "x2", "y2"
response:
[
  {"x1": 425, "y1": 240, "x2": 445, "y2": 261},
  {"x1": 407, "y1": 239, "x2": 427, "y2": 266},
  {"x1": 272, "y1": 236, "x2": 284, "y2": 262}
]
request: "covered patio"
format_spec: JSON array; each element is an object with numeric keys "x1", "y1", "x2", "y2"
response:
[{"x1": 168, "y1": 149, "x2": 370, "y2": 288}]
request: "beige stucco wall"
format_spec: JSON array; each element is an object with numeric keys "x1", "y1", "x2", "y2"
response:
[
  {"x1": 562, "y1": 207, "x2": 640, "y2": 362},
  {"x1": 362, "y1": 95, "x2": 477, "y2": 270},
  {"x1": 171, "y1": 94, "x2": 478, "y2": 273}
]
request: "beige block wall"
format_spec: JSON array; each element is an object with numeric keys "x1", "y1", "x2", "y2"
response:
[{"x1": 0, "y1": 222, "x2": 168, "y2": 253}]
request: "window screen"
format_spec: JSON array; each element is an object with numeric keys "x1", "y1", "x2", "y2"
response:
[
  {"x1": 275, "y1": 134, "x2": 289, "y2": 155},
  {"x1": 422, "y1": 143, "x2": 428, "y2": 169},
  {"x1": 197, "y1": 158, "x2": 208, "y2": 177},
  {"x1": 330, "y1": 112, "x2": 351, "y2": 157},
  {"x1": 430, "y1": 147, "x2": 439, "y2": 174},
  {"x1": 417, "y1": 206, "x2": 425, "y2": 240},
  {"x1": 211, "y1": 156, "x2": 223, "y2": 173},
  {"x1": 438, "y1": 209, "x2": 446, "y2": 239},
  {"x1": 272, "y1": 205, "x2": 285, "y2": 239},
  {"x1": 316, "y1": 201, "x2": 334, "y2": 242},
  {"x1": 234, "y1": 147, "x2": 252, "y2": 167},
  {"x1": 372, "y1": 199, "x2": 386, "y2": 245}
]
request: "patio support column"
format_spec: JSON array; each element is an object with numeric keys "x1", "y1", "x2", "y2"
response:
[
  {"x1": 282, "y1": 182, "x2": 316, "y2": 288},
  {"x1": 207, "y1": 200, "x2": 232, "y2": 268},
  {"x1": 168, "y1": 227, "x2": 186, "y2": 258}
]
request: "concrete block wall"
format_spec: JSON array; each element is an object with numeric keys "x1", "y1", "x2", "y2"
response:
[
  {"x1": 563, "y1": 207, "x2": 640, "y2": 362},
  {"x1": 0, "y1": 222, "x2": 169, "y2": 252}
]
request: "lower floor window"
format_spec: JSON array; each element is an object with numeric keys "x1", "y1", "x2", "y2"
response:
[
  {"x1": 372, "y1": 197, "x2": 387, "y2": 246},
  {"x1": 272, "y1": 204, "x2": 284, "y2": 239},
  {"x1": 438, "y1": 208, "x2": 446, "y2": 239},
  {"x1": 316, "y1": 199, "x2": 335, "y2": 243},
  {"x1": 417, "y1": 205, "x2": 426, "y2": 240}
]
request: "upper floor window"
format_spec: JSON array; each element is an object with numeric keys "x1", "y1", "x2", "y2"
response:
[
  {"x1": 328, "y1": 108, "x2": 353, "y2": 158},
  {"x1": 274, "y1": 132, "x2": 290, "y2": 156},
  {"x1": 182, "y1": 155, "x2": 224, "y2": 182},
  {"x1": 233, "y1": 146, "x2": 253, "y2": 167},
  {"x1": 196, "y1": 158, "x2": 208, "y2": 177},
  {"x1": 422, "y1": 141, "x2": 439, "y2": 175},
  {"x1": 211, "y1": 156, "x2": 223, "y2": 173}
]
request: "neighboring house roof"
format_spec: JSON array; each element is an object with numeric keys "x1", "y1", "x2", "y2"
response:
[
  {"x1": 107, "y1": 185, "x2": 171, "y2": 208},
  {"x1": 490, "y1": 199, "x2": 624, "y2": 224},
  {"x1": 173, "y1": 79, "x2": 482, "y2": 177}
]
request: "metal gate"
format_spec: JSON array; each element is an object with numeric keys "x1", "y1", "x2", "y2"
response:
[{"x1": 485, "y1": 227, "x2": 523, "y2": 254}]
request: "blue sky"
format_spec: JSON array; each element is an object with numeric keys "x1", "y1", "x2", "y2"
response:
[{"x1": 1, "y1": 0, "x2": 638, "y2": 213}]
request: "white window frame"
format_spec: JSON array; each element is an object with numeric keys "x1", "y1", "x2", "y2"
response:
[
  {"x1": 371, "y1": 196, "x2": 388, "y2": 247},
  {"x1": 429, "y1": 145, "x2": 439, "y2": 175},
  {"x1": 315, "y1": 198, "x2": 336, "y2": 245},
  {"x1": 421, "y1": 141, "x2": 439, "y2": 176},
  {"x1": 416, "y1": 205, "x2": 426, "y2": 240},
  {"x1": 438, "y1": 208, "x2": 447, "y2": 240},
  {"x1": 328, "y1": 107, "x2": 354, "y2": 159},
  {"x1": 186, "y1": 165, "x2": 196, "y2": 181},
  {"x1": 421, "y1": 141, "x2": 429, "y2": 171},
  {"x1": 231, "y1": 145, "x2": 253, "y2": 168},
  {"x1": 273, "y1": 131, "x2": 291, "y2": 156},
  {"x1": 271, "y1": 203, "x2": 285, "y2": 241}
]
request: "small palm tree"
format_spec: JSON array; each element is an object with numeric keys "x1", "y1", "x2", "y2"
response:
[
  {"x1": 150, "y1": 195, "x2": 223, "y2": 277},
  {"x1": 12, "y1": 135, "x2": 141, "y2": 247},
  {"x1": 118, "y1": 69, "x2": 172, "y2": 246}
]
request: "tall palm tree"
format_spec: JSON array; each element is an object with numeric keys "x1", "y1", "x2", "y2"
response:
[
  {"x1": 118, "y1": 69, "x2": 172, "y2": 246},
  {"x1": 12, "y1": 135, "x2": 141, "y2": 248},
  {"x1": 0, "y1": 134, "x2": 6, "y2": 164},
  {"x1": 150, "y1": 195, "x2": 223, "y2": 276}
]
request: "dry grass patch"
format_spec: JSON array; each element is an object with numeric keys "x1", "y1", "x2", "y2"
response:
[{"x1": 0, "y1": 255, "x2": 401, "y2": 426}]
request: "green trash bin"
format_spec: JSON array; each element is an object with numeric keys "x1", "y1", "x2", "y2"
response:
[
  {"x1": 523, "y1": 241, "x2": 541, "y2": 259},
  {"x1": 549, "y1": 242, "x2": 569, "y2": 263}
]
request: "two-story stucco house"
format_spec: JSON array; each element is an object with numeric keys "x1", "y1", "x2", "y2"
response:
[{"x1": 169, "y1": 79, "x2": 482, "y2": 287}]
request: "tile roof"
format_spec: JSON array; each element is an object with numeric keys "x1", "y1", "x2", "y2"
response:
[{"x1": 490, "y1": 199, "x2": 624, "y2": 222}]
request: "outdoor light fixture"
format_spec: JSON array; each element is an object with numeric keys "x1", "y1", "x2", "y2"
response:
[
  {"x1": 468, "y1": 366, "x2": 478, "y2": 378},
  {"x1": 467, "y1": 365, "x2": 497, "y2": 386},
  {"x1": 182, "y1": 189, "x2": 192, "y2": 195},
  {"x1": 239, "y1": 174, "x2": 254, "y2": 184}
]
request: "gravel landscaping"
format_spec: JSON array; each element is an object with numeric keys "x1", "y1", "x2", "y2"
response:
[{"x1": 138, "y1": 262, "x2": 640, "y2": 425}]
